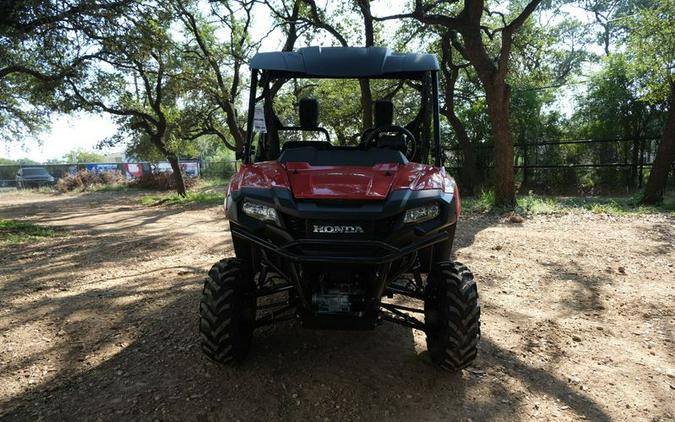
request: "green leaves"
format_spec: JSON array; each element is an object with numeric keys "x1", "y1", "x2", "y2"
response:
[{"x1": 625, "y1": 0, "x2": 675, "y2": 104}]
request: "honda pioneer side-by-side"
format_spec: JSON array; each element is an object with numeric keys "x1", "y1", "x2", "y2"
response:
[{"x1": 199, "y1": 47, "x2": 480, "y2": 372}]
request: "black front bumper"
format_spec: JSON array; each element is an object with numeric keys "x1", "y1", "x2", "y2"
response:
[
  {"x1": 227, "y1": 187, "x2": 457, "y2": 265},
  {"x1": 231, "y1": 224, "x2": 449, "y2": 264}
]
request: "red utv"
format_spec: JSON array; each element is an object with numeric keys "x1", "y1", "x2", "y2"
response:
[{"x1": 199, "y1": 47, "x2": 480, "y2": 372}]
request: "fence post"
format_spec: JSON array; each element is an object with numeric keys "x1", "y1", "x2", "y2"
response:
[
  {"x1": 638, "y1": 138, "x2": 646, "y2": 188},
  {"x1": 522, "y1": 143, "x2": 529, "y2": 187}
]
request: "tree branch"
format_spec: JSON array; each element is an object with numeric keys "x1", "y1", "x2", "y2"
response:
[
  {"x1": 302, "y1": 0, "x2": 348, "y2": 46},
  {"x1": 497, "y1": 0, "x2": 543, "y2": 80}
]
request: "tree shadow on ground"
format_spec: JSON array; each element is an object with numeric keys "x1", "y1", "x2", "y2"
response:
[
  {"x1": 0, "y1": 196, "x2": 614, "y2": 421},
  {"x1": 0, "y1": 277, "x2": 611, "y2": 421},
  {"x1": 642, "y1": 221, "x2": 675, "y2": 257},
  {"x1": 538, "y1": 259, "x2": 609, "y2": 316}
]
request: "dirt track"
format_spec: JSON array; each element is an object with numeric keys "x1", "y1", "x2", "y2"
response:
[{"x1": 0, "y1": 190, "x2": 673, "y2": 421}]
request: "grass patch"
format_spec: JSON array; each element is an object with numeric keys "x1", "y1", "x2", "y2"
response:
[
  {"x1": 462, "y1": 191, "x2": 675, "y2": 216},
  {"x1": 0, "y1": 219, "x2": 61, "y2": 244},
  {"x1": 141, "y1": 191, "x2": 225, "y2": 206},
  {"x1": 10, "y1": 186, "x2": 57, "y2": 194},
  {"x1": 462, "y1": 190, "x2": 496, "y2": 213},
  {"x1": 195, "y1": 177, "x2": 229, "y2": 190},
  {"x1": 141, "y1": 178, "x2": 228, "y2": 206},
  {"x1": 92, "y1": 183, "x2": 130, "y2": 192}
]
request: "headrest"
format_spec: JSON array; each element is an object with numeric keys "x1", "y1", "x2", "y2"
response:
[
  {"x1": 299, "y1": 98, "x2": 319, "y2": 129},
  {"x1": 374, "y1": 100, "x2": 393, "y2": 127}
]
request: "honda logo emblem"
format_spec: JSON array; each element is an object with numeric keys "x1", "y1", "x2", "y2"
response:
[{"x1": 313, "y1": 225, "x2": 364, "y2": 234}]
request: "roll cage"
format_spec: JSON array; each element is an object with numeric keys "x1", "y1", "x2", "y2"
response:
[{"x1": 241, "y1": 47, "x2": 443, "y2": 167}]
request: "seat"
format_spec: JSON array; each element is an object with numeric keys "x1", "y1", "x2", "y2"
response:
[
  {"x1": 373, "y1": 99, "x2": 394, "y2": 128},
  {"x1": 363, "y1": 100, "x2": 406, "y2": 152},
  {"x1": 279, "y1": 98, "x2": 331, "y2": 148},
  {"x1": 299, "y1": 98, "x2": 319, "y2": 129}
]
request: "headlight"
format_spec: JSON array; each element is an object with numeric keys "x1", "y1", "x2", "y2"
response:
[
  {"x1": 242, "y1": 201, "x2": 280, "y2": 225},
  {"x1": 404, "y1": 204, "x2": 439, "y2": 224}
]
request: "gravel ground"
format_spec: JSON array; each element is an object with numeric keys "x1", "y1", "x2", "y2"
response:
[{"x1": 0, "y1": 190, "x2": 673, "y2": 421}]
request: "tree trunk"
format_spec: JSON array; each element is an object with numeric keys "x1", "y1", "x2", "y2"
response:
[
  {"x1": 642, "y1": 86, "x2": 675, "y2": 204},
  {"x1": 359, "y1": 79, "x2": 373, "y2": 131},
  {"x1": 485, "y1": 82, "x2": 515, "y2": 206},
  {"x1": 167, "y1": 154, "x2": 187, "y2": 197},
  {"x1": 357, "y1": 0, "x2": 374, "y2": 131},
  {"x1": 438, "y1": 35, "x2": 477, "y2": 195},
  {"x1": 222, "y1": 100, "x2": 244, "y2": 153},
  {"x1": 446, "y1": 109, "x2": 478, "y2": 195}
]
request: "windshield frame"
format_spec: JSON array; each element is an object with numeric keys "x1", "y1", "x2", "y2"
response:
[{"x1": 242, "y1": 69, "x2": 442, "y2": 167}]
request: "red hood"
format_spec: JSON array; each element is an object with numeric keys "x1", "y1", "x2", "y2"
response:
[
  {"x1": 230, "y1": 161, "x2": 451, "y2": 200},
  {"x1": 285, "y1": 162, "x2": 398, "y2": 200}
]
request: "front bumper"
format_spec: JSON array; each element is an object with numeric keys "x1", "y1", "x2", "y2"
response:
[
  {"x1": 227, "y1": 187, "x2": 457, "y2": 265},
  {"x1": 231, "y1": 224, "x2": 449, "y2": 264}
]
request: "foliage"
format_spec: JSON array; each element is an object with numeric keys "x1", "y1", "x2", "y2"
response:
[
  {"x1": 60, "y1": 149, "x2": 108, "y2": 164},
  {"x1": 0, "y1": 157, "x2": 40, "y2": 165},
  {"x1": 574, "y1": 55, "x2": 663, "y2": 139},
  {"x1": 201, "y1": 161, "x2": 236, "y2": 179},
  {"x1": 273, "y1": 78, "x2": 420, "y2": 146},
  {"x1": 462, "y1": 192, "x2": 675, "y2": 216},
  {"x1": 10, "y1": 158, "x2": 39, "y2": 165},
  {"x1": 462, "y1": 190, "x2": 496, "y2": 213},
  {"x1": 625, "y1": 0, "x2": 675, "y2": 105},
  {"x1": 0, "y1": 1, "x2": 130, "y2": 144},
  {"x1": 0, "y1": 219, "x2": 61, "y2": 244}
]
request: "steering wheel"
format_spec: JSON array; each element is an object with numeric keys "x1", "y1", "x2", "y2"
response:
[{"x1": 361, "y1": 125, "x2": 417, "y2": 159}]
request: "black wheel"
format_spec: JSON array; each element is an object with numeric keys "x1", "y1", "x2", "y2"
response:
[
  {"x1": 199, "y1": 258, "x2": 256, "y2": 364},
  {"x1": 424, "y1": 261, "x2": 480, "y2": 371}
]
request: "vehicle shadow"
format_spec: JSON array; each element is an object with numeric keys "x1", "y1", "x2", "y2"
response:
[{"x1": 0, "y1": 279, "x2": 610, "y2": 421}]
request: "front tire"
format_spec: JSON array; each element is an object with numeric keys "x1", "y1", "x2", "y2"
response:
[
  {"x1": 424, "y1": 261, "x2": 480, "y2": 371},
  {"x1": 199, "y1": 258, "x2": 256, "y2": 364}
]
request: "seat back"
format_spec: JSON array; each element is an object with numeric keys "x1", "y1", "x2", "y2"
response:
[{"x1": 299, "y1": 98, "x2": 319, "y2": 129}]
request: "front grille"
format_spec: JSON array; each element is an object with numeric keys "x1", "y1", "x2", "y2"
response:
[
  {"x1": 282, "y1": 214, "x2": 399, "y2": 240},
  {"x1": 285, "y1": 215, "x2": 305, "y2": 238}
]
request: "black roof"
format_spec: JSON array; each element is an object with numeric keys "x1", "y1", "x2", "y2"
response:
[{"x1": 250, "y1": 47, "x2": 439, "y2": 78}]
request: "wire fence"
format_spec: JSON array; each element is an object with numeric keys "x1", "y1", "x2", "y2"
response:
[
  {"x1": 2, "y1": 138, "x2": 671, "y2": 193},
  {"x1": 0, "y1": 160, "x2": 240, "y2": 188},
  {"x1": 445, "y1": 137, "x2": 672, "y2": 192}
]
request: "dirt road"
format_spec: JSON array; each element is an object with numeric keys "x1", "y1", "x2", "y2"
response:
[{"x1": 0, "y1": 191, "x2": 673, "y2": 421}]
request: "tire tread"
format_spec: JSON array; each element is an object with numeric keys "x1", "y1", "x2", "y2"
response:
[{"x1": 425, "y1": 261, "x2": 481, "y2": 372}]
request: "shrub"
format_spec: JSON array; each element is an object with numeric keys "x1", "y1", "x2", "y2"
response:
[
  {"x1": 462, "y1": 190, "x2": 497, "y2": 213},
  {"x1": 201, "y1": 161, "x2": 236, "y2": 179},
  {"x1": 55, "y1": 170, "x2": 126, "y2": 192}
]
